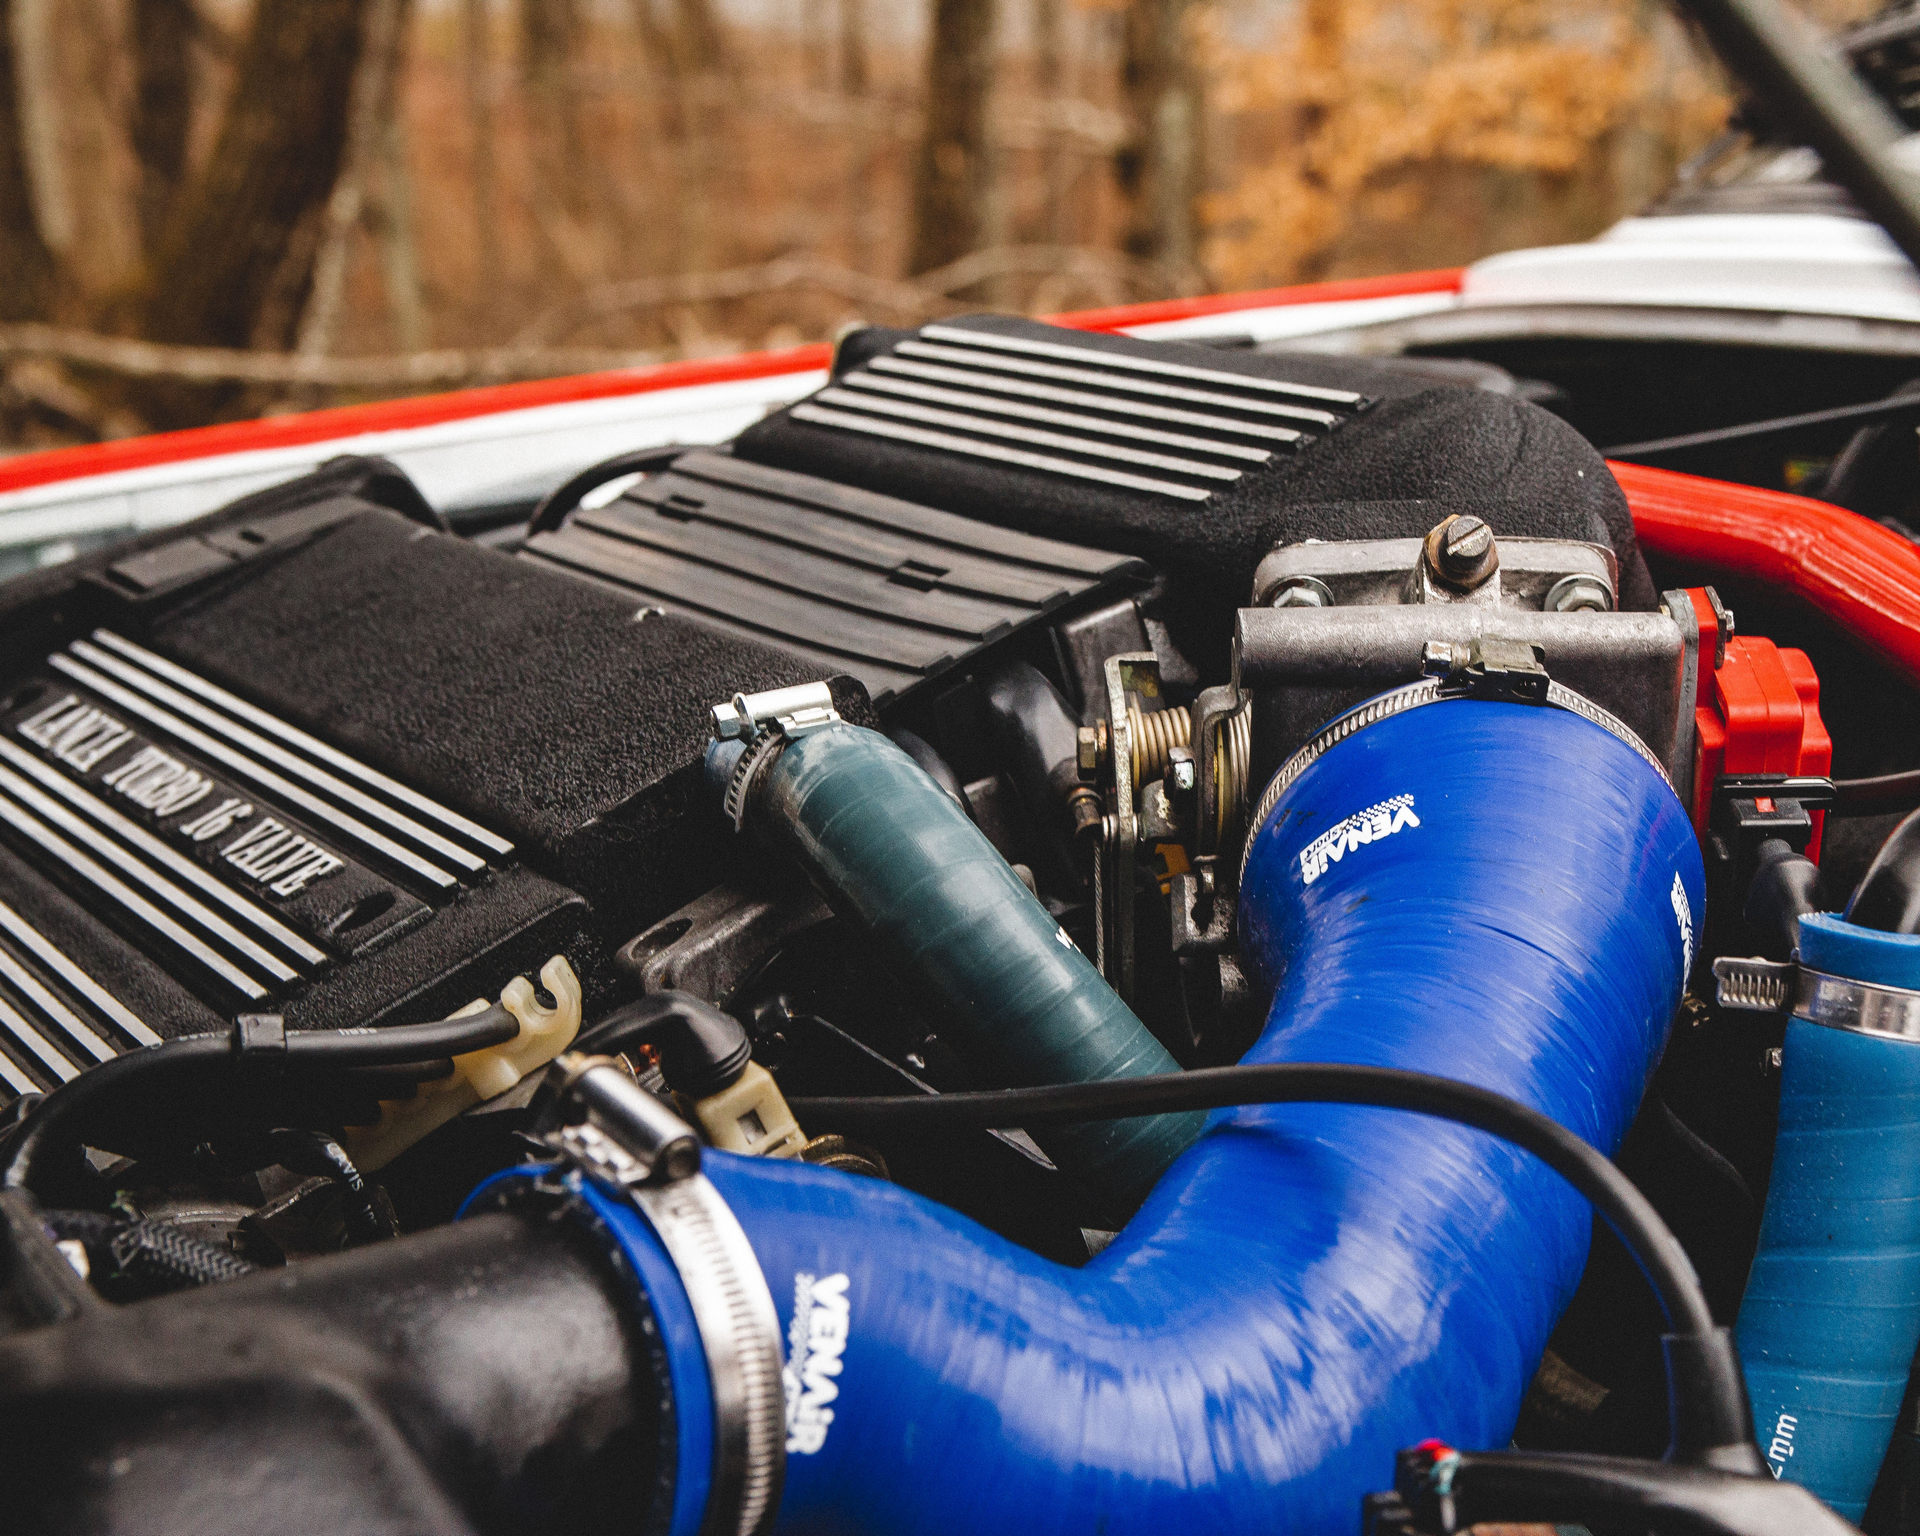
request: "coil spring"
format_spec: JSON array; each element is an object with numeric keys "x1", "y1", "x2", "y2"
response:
[{"x1": 1128, "y1": 703, "x2": 1252, "y2": 842}]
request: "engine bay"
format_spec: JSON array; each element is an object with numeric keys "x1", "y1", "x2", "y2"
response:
[{"x1": 0, "y1": 315, "x2": 1915, "y2": 1536}]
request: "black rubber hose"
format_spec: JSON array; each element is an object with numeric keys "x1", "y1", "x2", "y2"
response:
[
  {"x1": 2, "y1": 1008, "x2": 521, "y2": 1197},
  {"x1": 1848, "y1": 806, "x2": 1920, "y2": 934},
  {"x1": 1744, "y1": 839, "x2": 1826, "y2": 960},
  {"x1": 275, "y1": 1005, "x2": 520, "y2": 1066},
  {"x1": 265, "y1": 1129, "x2": 393, "y2": 1244},
  {"x1": 981, "y1": 660, "x2": 1085, "y2": 813},
  {"x1": 571, "y1": 992, "x2": 750, "y2": 1097},
  {"x1": 790, "y1": 1061, "x2": 1717, "y2": 1338},
  {"x1": 887, "y1": 729, "x2": 969, "y2": 814}
]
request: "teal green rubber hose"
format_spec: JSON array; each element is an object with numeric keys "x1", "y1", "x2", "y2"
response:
[{"x1": 733, "y1": 722, "x2": 1202, "y2": 1203}]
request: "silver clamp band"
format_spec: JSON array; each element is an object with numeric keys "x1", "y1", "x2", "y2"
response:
[
  {"x1": 547, "y1": 1056, "x2": 786, "y2": 1536},
  {"x1": 1240, "y1": 674, "x2": 1671, "y2": 889},
  {"x1": 713, "y1": 682, "x2": 844, "y2": 835},
  {"x1": 1714, "y1": 956, "x2": 1920, "y2": 1044}
]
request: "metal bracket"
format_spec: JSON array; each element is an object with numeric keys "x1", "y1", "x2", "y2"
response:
[
  {"x1": 544, "y1": 1055, "x2": 786, "y2": 1536},
  {"x1": 1660, "y1": 589, "x2": 1702, "y2": 814},
  {"x1": 1101, "y1": 653, "x2": 1159, "y2": 1004}
]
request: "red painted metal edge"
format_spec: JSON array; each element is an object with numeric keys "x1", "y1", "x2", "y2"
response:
[
  {"x1": 1048, "y1": 267, "x2": 1467, "y2": 333},
  {"x1": 1615, "y1": 459, "x2": 1920, "y2": 681},
  {"x1": 0, "y1": 343, "x2": 835, "y2": 496},
  {"x1": 0, "y1": 269, "x2": 1467, "y2": 497}
]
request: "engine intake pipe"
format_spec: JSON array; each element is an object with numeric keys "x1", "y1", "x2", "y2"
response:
[
  {"x1": 505, "y1": 683, "x2": 1703, "y2": 1535},
  {"x1": 711, "y1": 714, "x2": 1203, "y2": 1203}
]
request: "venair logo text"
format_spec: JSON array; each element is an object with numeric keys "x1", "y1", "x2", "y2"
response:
[
  {"x1": 784, "y1": 1271, "x2": 850, "y2": 1455},
  {"x1": 1299, "y1": 794, "x2": 1420, "y2": 886},
  {"x1": 1671, "y1": 872, "x2": 1695, "y2": 974}
]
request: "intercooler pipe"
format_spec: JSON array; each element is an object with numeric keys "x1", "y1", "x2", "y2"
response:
[
  {"x1": 716, "y1": 719, "x2": 1203, "y2": 1203},
  {"x1": 1733, "y1": 909, "x2": 1920, "y2": 1521},
  {"x1": 558, "y1": 686, "x2": 1701, "y2": 1535}
]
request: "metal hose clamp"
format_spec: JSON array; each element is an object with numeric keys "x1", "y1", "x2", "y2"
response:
[
  {"x1": 713, "y1": 682, "x2": 843, "y2": 834},
  {"x1": 1241, "y1": 671, "x2": 1672, "y2": 890},
  {"x1": 1716, "y1": 958, "x2": 1920, "y2": 1043},
  {"x1": 547, "y1": 1055, "x2": 786, "y2": 1536}
]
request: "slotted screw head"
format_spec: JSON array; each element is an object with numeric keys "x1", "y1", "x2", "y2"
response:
[
  {"x1": 1424, "y1": 513, "x2": 1500, "y2": 589},
  {"x1": 1441, "y1": 516, "x2": 1491, "y2": 572}
]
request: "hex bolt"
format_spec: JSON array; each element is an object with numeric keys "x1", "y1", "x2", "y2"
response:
[
  {"x1": 1424, "y1": 514, "x2": 1500, "y2": 589},
  {"x1": 1270, "y1": 576, "x2": 1334, "y2": 608},
  {"x1": 1544, "y1": 573, "x2": 1613, "y2": 613},
  {"x1": 1167, "y1": 745, "x2": 1196, "y2": 793},
  {"x1": 1077, "y1": 723, "x2": 1107, "y2": 778}
]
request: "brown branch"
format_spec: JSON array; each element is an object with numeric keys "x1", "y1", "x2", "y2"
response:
[
  {"x1": 0, "y1": 247, "x2": 1191, "y2": 394},
  {"x1": 0, "y1": 325, "x2": 665, "y2": 388},
  {"x1": 509, "y1": 254, "x2": 945, "y2": 346},
  {"x1": 513, "y1": 245, "x2": 1191, "y2": 348}
]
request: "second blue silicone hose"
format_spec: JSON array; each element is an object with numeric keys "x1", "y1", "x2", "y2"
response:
[{"x1": 1735, "y1": 913, "x2": 1920, "y2": 1520}]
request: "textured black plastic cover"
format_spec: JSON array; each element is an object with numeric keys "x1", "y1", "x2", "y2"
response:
[
  {"x1": 144, "y1": 509, "x2": 836, "y2": 938},
  {"x1": 520, "y1": 447, "x2": 1150, "y2": 707},
  {"x1": 0, "y1": 478, "x2": 840, "y2": 1073},
  {"x1": 734, "y1": 315, "x2": 1655, "y2": 641}
]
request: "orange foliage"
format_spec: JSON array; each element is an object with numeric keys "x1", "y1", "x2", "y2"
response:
[{"x1": 1205, "y1": 0, "x2": 1731, "y2": 286}]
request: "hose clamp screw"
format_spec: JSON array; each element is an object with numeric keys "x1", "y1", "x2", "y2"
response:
[{"x1": 712, "y1": 682, "x2": 840, "y2": 743}]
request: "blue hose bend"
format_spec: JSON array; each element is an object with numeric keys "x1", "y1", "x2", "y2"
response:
[{"x1": 547, "y1": 694, "x2": 1702, "y2": 1534}]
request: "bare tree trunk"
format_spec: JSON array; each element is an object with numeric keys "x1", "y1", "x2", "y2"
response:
[
  {"x1": 802, "y1": 0, "x2": 832, "y2": 89},
  {"x1": 14, "y1": 0, "x2": 142, "y2": 298},
  {"x1": 673, "y1": 0, "x2": 726, "y2": 74},
  {"x1": 462, "y1": 0, "x2": 500, "y2": 289},
  {"x1": 521, "y1": 0, "x2": 587, "y2": 219},
  {"x1": 130, "y1": 0, "x2": 370, "y2": 357},
  {"x1": 10, "y1": 0, "x2": 71, "y2": 257},
  {"x1": 638, "y1": 0, "x2": 728, "y2": 275},
  {"x1": 909, "y1": 0, "x2": 995, "y2": 274},
  {"x1": 1117, "y1": 0, "x2": 1202, "y2": 276},
  {"x1": 0, "y1": 0, "x2": 54, "y2": 321},
  {"x1": 373, "y1": 2, "x2": 425, "y2": 350},
  {"x1": 838, "y1": 0, "x2": 868, "y2": 94},
  {"x1": 130, "y1": 0, "x2": 192, "y2": 253},
  {"x1": 298, "y1": 0, "x2": 408, "y2": 358},
  {"x1": 840, "y1": 0, "x2": 873, "y2": 262},
  {"x1": 1034, "y1": 0, "x2": 1072, "y2": 244}
]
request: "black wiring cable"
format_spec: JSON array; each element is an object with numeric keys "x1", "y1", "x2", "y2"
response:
[
  {"x1": 525, "y1": 443, "x2": 688, "y2": 534},
  {"x1": 265, "y1": 1006, "x2": 521, "y2": 1067},
  {"x1": 1, "y1": 1006, "x2": 521, "y2": 1197},
  {"x1": 789, "y1": 1062, "x2": 1717, "y2": 1339},
  {"x1": 1832, "y1": 766, "x2": 1920, "y2": 816},
  {"x1": 264, "y1": 1129, "x2": 395, "y2": 1244}
]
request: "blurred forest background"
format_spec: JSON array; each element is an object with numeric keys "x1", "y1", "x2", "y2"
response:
[{"x1": 0, "y1": 0, "x2": 1859, "y2": 451}]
